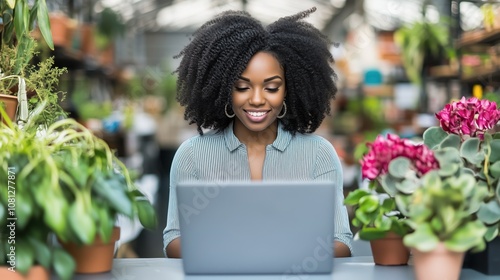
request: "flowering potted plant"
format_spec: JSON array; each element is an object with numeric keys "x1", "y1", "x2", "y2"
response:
[
  {"x1": 344, "y1": 133, "x2": 438, "y2": 265},
  {"x1": 422, "y1": 96, "x2": 500, "y2": 275}
]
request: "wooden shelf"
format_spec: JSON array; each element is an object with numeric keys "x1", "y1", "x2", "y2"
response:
[
  {"x1": 457, "y1": 29, "x2": 500, "y2": 49},
  {"x1": 428, "y1": 65, "x2": 459, "y2": 80},
  {"x1": 461, "y1": 66, "x2": 500, "y2": 83}
]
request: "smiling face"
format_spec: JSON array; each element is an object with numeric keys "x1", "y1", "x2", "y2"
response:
[{"x1": 231, "y1": 51, "x2": 286, "y2": 139}]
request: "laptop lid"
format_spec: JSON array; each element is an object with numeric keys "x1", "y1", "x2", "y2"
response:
[{"x1": 176, "y1": 181, "x2": 336, "y2": 275}]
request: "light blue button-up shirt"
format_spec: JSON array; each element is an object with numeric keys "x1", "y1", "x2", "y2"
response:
[{"x1": 163, "y1": 122, "x2": 353, "y2": 254}]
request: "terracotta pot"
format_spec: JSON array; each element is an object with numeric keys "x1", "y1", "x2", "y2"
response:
[
  {"x1": 61, "y1": 227, "x2": 120, "y2": 274},
  {"x1": 370, "y1": 231, "x2": 410, "y2": 266},
  {"x1": 0, "y1": 265, "x2": 49, "y2": 280},
  {"x1": 412, "y1": 242, "x2": 465, "y2": 280},
  {"x1": 0, "y1": 94, "x2": 18, "y2": 123}
]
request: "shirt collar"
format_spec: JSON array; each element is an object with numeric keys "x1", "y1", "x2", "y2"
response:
[{"x1": 224, "y1": 121, "x2": 292, "y2": 152}]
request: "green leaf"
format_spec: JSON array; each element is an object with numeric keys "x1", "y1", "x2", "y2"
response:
[
  {"x1": 93, "y1": 175, "x2": 133, "y2": 217},
  {"x1": 344, "y1": 189, "x2": 370, "y2": 205},
  {"x1": 0, "y1": 203, "x2": 5, "y2": 227},
  {"x1": 461, "y1": 138, "x2": 484, "y2": 165},
  {"x1": 445, "y1": 221, "x2": 486, "y2": 252},
  {"x1": 42, "y1": 192, "x2": 68, "y2": 237},
  {"x1": 430, "y1": 217, "x2": 443, "y2": 232},
  {"x1": 395, "y1": 179, "x2": 419, "y2": 194},
  {"x1": 439, "y1": 134, "x2": 461, "y2": 150},
  {"x1": 136, "y1": 198, "x2": 157, "y2": 230},
  {"x1": 374, "y1": 215, "x2": 392, "y2": 231},
  {"x1": 484, "y1": 225, "x2": 499, "y2": 242},
  {"x1": 403, "y1": 223, "x2": 439, "y2": 252},
  {"x1": 388, "y1": 157, "x2": 411, "y2": 179},
  {"x1": 15, "y1": 241, "x2": 35, "y2": 275},
  {"x1": 27, "y1": 237, "x2": 51, "y2": 268},
  {"x1": 97, "y1": 206, "x2": 114, "y2": 244},
  {"x1": 380, "y1": 197, "x2": 395, "y2": 212},
  {"x1": 380, "y1": 175, "x2": 398, "y2": 196},
  {"x1": 2, "y1": 10, "x2": 15, "y2": 45},
  {"x1": 490, "y1": 161, "x2": 500, "y2": 180},
  {"x1": 394, "y1": 194, "x2": 411, "y2": 217},
  {"x1": 359, "y1": 195, "x2": 379, "y2": 213},
  {"x1": 14, "y1": 0, "x2": 25, "y2": 41},
  {"x1": 6, "y1": 0, "x2": 16, "y2": 9},
  {"x1": 489, "y1": 139, "x2": 500, "y2": 163},
  {"x1": 0, "y1": 241, "x2": 5, "y2": 264},
  {"x1": 355, "y1": 207, "x2": 377, "y2": 225},
  {"x1": 423, "y1": 126, "x2": 448, "y2": 149},
  {"x1": 52, "y1": 248, "x2": 75, "y2": 280},
  {"x1": 68, "y1": 199, "x2": 96, "y2": 244},
  {"x1": 16, "y1": 192, "x2": 33, "y2": 230},
  {"x1": 358, "y1": 227, "x2": 390, "y2": 241},
  {"x1": 36, "y1": 0, "x2": 54, "y2": 49},
  {"x1": 477, "y1": 201, "x2": 500, "y2": 225}
]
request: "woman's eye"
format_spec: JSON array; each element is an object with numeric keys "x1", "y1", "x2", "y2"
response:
[
  {"x1": 235, "y1": 87, "x2": 249, "y2": 92},
  {"x1": 267, "y1": 88, "x2": 279, "y2": 93}
]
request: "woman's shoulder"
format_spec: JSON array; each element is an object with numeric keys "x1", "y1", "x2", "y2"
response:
[
  {"x1": 177, "y1": 130, "x2": 225, "y2": 150},
  {"x1": 292, "y1": 132, "x2": 334, "y2": 148}
]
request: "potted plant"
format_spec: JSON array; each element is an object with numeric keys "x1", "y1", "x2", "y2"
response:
[
  {"x1": 45, "y1": 117, "x2": 157, "y2": 273},
  {"x1": 0, "y1": 106, "x2": 75, "y2": 280},
  {"x1": 397, "y1": 161, "x2": 487, "y2": 280},
  {"x1": 344, "y1": 133, "x2": 439, "y2": 265},
  {"x1": 0, "y1": 103, "x2": 157, "y2": 277},
  {"x1": 422, "y1": 96, "x2": 500, "y2": 275},
  {"x1": 0, "y1": 0, "x2": 67, "y2": 127},
  {"x1": 393, "y1": 2, "x2": 453, "y2": 85}
]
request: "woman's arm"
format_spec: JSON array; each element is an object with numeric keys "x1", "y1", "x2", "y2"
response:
[
  {"x1": 163, "y1": 139, "x2": 197, "y2": 258},
  {"x1": 314, "y1": 138, "x2": 353, "y2": 257},
  {"x1": 334, "y1": 240, "x2": 351, "y2": 257},
  {"x1": 166, "y1": 237, "x2": 182, "y2": 258}
]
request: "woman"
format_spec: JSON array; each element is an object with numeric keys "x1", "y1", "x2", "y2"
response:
[{"x1": 163, "y1": 7, "x2": 352, "y2": 258}]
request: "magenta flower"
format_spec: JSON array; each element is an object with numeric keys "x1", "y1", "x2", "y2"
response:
[
  {"x1": 360, "y1": 134, "x2": 439, "y2": 180},
  {"x1": 436, "y1": 97, "x2": 500, "y2": 139}
]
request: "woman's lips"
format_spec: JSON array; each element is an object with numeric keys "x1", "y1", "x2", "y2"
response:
[{"x1": 245, "y1": 110, "x2": 270, "y2": 122}]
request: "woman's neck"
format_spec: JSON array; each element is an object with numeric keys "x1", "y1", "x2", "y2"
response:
[{"x1": 233, "y1": 120, "x2": 278, "y2": 147}]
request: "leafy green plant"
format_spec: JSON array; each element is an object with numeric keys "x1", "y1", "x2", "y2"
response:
[
  {"x1": 48, "y1": 118, "x2": 157, "y2": 245},
  {"x1": 1, "y1": 0, "x2": 66, "y2": 127},
  {"x1": 95, "y1": 7, "x2": 125, "y2": 50},
  {"x1": 0, "y1": 0, "x2": 54, "y2": 72},
  {"x1": 398, "y1": 167, "x2": 488, "y2": 253},
  {"x1": 0, "y1": 105, "x2": 74, "y2": 279},
  {"x1": 394, "y1": 16, "x2": 451, "y2": 85},
  {"x1": 344, "y1": 188, "x2": 409, "y2": 240},
  {"x1": 0, "y1": 103, "x2": 157, "y2": 278}
]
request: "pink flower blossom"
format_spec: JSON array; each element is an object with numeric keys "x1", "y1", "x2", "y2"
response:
[
  {"x1": 360, "y1": 134, "x2": 439, "y2": 180},
  {"x1": 436, "y1": 97, "x2": 500, "y2": 139}
]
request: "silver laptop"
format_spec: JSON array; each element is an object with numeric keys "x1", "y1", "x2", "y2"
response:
[{"x1": 176, "y1": 181, "x2": 336, "y2": 276}]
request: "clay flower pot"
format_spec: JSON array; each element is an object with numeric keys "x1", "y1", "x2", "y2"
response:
[
  {"x1": 412, "y1": 242, "x2": 465, "y2": 280},
  {"x1": 370, "y1": 231, "x2": 410, "y2": 266},
  {"x1": 61, "y1": 227, "x2": 120, "y2": 274},
  {"x1": 0, "y1": 265, "x2": 49, "y2": 280},
  {"x1": 0, "y1": 94, "x2": 18, "y2": 123}
]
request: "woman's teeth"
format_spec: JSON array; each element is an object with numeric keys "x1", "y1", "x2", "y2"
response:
[{"x1": 247, "y1": 111, "x2": 266, "y2": 117}]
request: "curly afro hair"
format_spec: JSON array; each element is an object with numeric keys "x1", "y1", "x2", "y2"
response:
[{"x1": 175, "y1": 7, "x2": 337, "y2": 135}]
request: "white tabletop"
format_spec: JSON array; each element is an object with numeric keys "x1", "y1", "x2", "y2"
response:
[{"x1": 55, "y1": 256, "x2": 497, "y2": 280}]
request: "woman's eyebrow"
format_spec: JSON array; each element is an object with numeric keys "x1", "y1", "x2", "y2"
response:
[
  {"x1": 264, "y1": 76, "x2": 283, "y2": 82},
  {"x1": 237, "y1": 76, "x2": 283, "y2": 82}
]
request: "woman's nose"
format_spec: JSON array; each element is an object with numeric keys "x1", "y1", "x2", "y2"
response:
[{"x1": 249, "y1": 90, "x2": 265, "y2": 106}]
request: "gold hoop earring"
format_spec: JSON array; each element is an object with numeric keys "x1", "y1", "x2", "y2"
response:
[
  {"x1": 225, "y1": 104, "x2": 235, "y2": 118},
  {"x1": 277, "y1": 102, "x2": 287, "y2": 119}
]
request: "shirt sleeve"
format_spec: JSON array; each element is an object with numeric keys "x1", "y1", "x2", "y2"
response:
[
  {"x1": 314, "y1": 138, "x2": 353, "y2": 255},
  {"x1": 163, "y1": 138, "x2": 198, "y2": 256}
]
